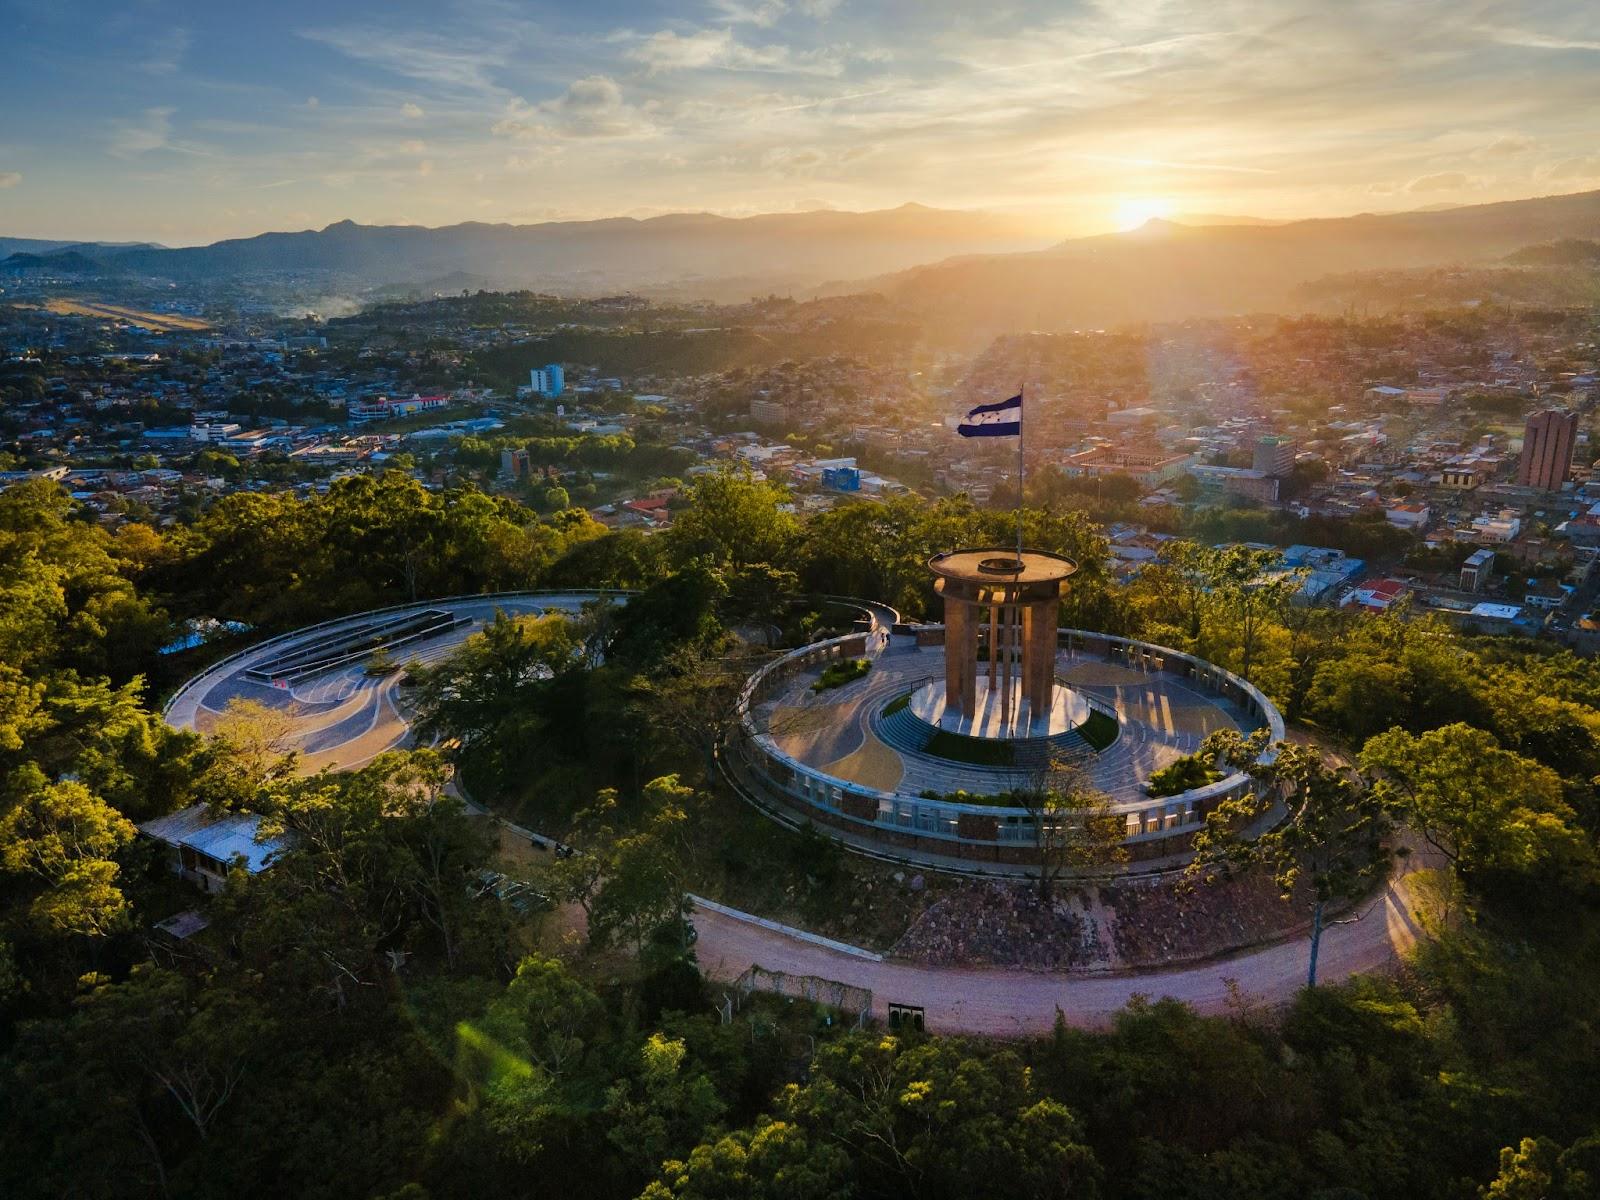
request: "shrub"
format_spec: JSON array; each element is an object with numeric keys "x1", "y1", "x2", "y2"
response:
[
  {"x1": 813, "y1": 657, "x2": 871, "y2": 692},
  {"x1": 1145, "y1": 750, "x2": 1223, "y2": 797}
]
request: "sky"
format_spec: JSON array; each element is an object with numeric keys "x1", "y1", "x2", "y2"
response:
[{"x1": 1, "y1": 0, "x2": 1598, "y2": 245}]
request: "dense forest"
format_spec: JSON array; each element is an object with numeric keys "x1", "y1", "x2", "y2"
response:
[{"x1": 1, "y1": 470, "x2": 1598, "y2": 1199}]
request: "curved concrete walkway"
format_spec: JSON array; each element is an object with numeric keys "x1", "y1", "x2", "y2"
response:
[{"x1": 166, "y1": 594, "x2": 1430, "y2": 1035}]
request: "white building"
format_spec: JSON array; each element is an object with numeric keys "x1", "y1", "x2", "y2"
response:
[{"x1": 189, "y1": 421, "x2": 242, "y2": 442}]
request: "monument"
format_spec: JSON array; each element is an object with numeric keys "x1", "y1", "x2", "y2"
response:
[{"x1": 924, "y1": 548, "x2": 1078, "y2": 738}]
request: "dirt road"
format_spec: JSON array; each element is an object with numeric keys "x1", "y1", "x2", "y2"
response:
[{"x1": 690, "y1": 851, "x2": 1433, "y2": 1034}]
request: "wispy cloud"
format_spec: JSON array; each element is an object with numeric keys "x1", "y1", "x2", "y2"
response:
[
  {"x1": 1065, "y1": 152, "x2": 1276, "y2": 176},
  {"x1": 141, "y1": 27, "x2": 192, "y2": 76},
  {"x1": 1406, "y1": 170, "x2": 1476, "y2": 193},
  {"x1": 297, "y1": 25, "x2": 513, "y2": 96},
  {"x1": 106, "y1": 107, "x2": 178, "y2": 157},
  {"x1": 1478, "y1": 26, "x2": 1600, "y2": 53},
  {"x1": 0, "y1": 172, "x2": 21, "y2": 189}
]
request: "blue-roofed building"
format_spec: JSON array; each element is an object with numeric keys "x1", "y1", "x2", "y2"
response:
[
  {"x1": 139, "y1": 805, "x2": 294, "y2": 895},
  {"x1": 1279, "y1": 544, "x2": 1364, "y2": 602}
]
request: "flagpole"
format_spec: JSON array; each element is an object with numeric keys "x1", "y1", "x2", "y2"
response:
[
  {"x1": 1016, "y1": 382, "x2": 1025, "y2": 564},
  {"x1": 1013, "y1": 382, "x2": 1024, "y2": 727}
]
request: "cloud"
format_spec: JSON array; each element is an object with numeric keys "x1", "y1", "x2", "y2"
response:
[
  {"x1": 298, "y1": 26, "x2": 511, "y2": 95},
  {"x1": 499, "y1": 76, "x2": 652, "y2": 139},
  {"x1": 1479, "y1": 26, "x2": 1600, "y2": 53},
  {"x1": 399, "y1": 139, "x2": 428, "y2": 155},
  {"x1": 107, "y1": 107, "x2": 177, "y2": 157},
  {"x1": 0, "y1": 172, "x2": 20, "y2": 189},
  {"x1": 1539, "y1": 155, "x2": 1600, "y2": 181},
  {"x1": 1476, "y1": 134, "x2": 1537, "y2": 158},
  {"x1": 306, "y1": 96, "x2": 320, "y2": 109},
  {"x1": 1405, "y1": 171, "x2": 1473, "y2": 193},
  {"x1": 708, "y1": 0, "x2": 789, "y2": 25},
  {"x1": 418, "y1": 160, "x2": 434, "y2": 176},
  {"x1": 626, "y1": 28, "x2": 799, "y2": 73},
  {"x1": 142, "y1": 27, "x2": 191, "y2": 75},
  {"x1": 402, "y1": 102, "x2": 425, "y2": 118}
]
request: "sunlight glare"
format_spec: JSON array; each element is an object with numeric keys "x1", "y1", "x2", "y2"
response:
[{"x1": 1113, "y1": 197, "x2": 1176, "y2": 230}]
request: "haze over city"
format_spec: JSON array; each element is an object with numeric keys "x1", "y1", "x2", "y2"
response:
[{"x1": 3, "y1": 0, "x2": 1600, "y2": 243}]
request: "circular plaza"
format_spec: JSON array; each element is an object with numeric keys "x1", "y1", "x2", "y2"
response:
[{"x1": 723, "y1": 549, "x2": 1284, "y2": 874}]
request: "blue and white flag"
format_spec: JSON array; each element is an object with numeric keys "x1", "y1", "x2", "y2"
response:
[{"x1": 957, "y1": 392, "x2": 1022, "y2": 438}]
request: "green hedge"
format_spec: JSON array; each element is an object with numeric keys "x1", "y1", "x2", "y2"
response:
[{"x1": 813, "y1": 657, "x2": 871, "y2": 692}]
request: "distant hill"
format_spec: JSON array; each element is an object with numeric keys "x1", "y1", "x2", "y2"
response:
[
  {"x1": 78, "y1": 205, "x2": 1057, "y2": 300},
  {"x1": 0, "y1": 249, "x2": 123, "y2": 275},
  {"x1": 1505, "y1": 238, "x2": 1600, "y2": 267},
  {"x1": 1169, "y1": 212, "x2": 1290, "y2": 227},
  {"x1": 844, "y1": 189, "x2": 1600, "y2": 335},
  {"x1": 0, "y1": 237, "x2": 159, "y2": 258}
]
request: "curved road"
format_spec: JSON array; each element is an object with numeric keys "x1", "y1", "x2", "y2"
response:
[{"x1": 165, "y1": 593, "x2": 1431, "y2": 1034}]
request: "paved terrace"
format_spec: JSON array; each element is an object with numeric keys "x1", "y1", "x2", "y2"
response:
[
  {"x1": 754, "y1": 638, "x2": 1259, "y2": 806},
  {"x1": 165, "y1": 594, "x2": 606, "y2": 773}
]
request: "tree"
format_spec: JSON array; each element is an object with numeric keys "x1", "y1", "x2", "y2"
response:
[
  {"x1": 1360, "y1": 723, "x2": 1595, "y2": 882},
  {"x1": 411, "y1": 610, "x2": 580, "y2": 751},
  {"x1": 1187, "y1": 731, "x2": 1392, "y2": 987},
  {"x1": 633, "y1": 641, "x2": 765, "y2": 776},
  {"x1": 588, "y1": 776, "x2": 694, "y2": 956},
  {"x1": 0, "y1": 773, "x2": 137, "y2": 937},
  {"x1": 1482, "y1": 1134, "x2": 1600, "y2": 1200},
  {"x1": 1019, "y1": 759, "x2": 1128, "y2": 900},
  {"x1": 782, "y1": 1035, "x2": 1103, "y2": 1200},
  {"x1": 201, "y1": 698, "x2": 300, "y2": 803},
  {"x1": 666, "y1": 469, "x2": 798, "y2": 571},
  {"x1": 642, "y1": 1119, "x2": 853, "y2": 1200},
  {"x1": 248, "y1": 751, "x2": 499, "y2": 992},
  {"x1": 604, "y1": 1032, "x2": 726, "y2": 1181}
]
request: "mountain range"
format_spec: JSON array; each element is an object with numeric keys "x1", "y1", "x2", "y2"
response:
[
  {"x1": 852, "y1": 189, "x2": 1600, "y2": 334},
  {"x1": 5, "y1": 190, "x2": 1599, "y2": 323},
  {"x1": 1, "y1": 205, "x2": 1054, "y2": 301}
]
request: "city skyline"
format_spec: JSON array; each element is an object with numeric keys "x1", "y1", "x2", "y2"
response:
[{"x1": 2, "y1": 0, "x2": 1599, "y2": 244}]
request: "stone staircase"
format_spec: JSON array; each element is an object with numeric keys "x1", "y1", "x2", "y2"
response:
[{"x1": 869, "y1": 693, "x2": 1094, "y2": 775}]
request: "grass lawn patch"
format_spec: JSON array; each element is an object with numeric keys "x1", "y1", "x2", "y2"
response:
[
  {"x1": 882, "y1": 692, "x2": 911, "y2": 717},
  {"x1": 1078, "y1": 709, "x2": 1119, "y2": 752},
  {"x1": 813, "y1": 657, "x2": 870, "y2": 692},
  {"x1": 924, "y1": 730, "x2": 1016, "y2": 767}
]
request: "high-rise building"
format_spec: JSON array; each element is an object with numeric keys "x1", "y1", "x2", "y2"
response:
[
  {"x1": 1252, "y1": 434, "x2": 1297, "y2": 477},
  {"x1": 1516, "y1": 409, "x2": 1577, "y2": 490},
  {"x1": 529, "y1": 364, "x2": 564, "y2": 398},
  {"x1": 500, "y1": 447, "x2": 530, "y2": 478},
  {"x1": 749, "y1": 397, "x2": 790, "y2": 426},
  {"x1": 1460, "y1": 548, "x2": 1495, "y2": 593}
]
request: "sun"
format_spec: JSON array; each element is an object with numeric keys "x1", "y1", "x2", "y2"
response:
[{"x1": 1112, "y1": 197, "x2": 1176, "y2": 231}]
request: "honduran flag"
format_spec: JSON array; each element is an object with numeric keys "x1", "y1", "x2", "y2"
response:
[{"x1": 957, "y1": 392, "x2": 1022, "y2": 437}]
